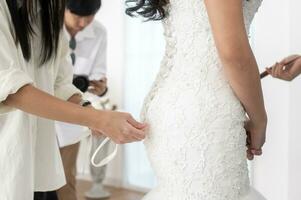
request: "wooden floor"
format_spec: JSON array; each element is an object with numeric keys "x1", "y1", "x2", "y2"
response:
[{"x1": 77, "y1": 180, "x2": 145, "y2": 200}]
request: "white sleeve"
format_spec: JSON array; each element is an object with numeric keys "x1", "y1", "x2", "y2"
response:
[
  {"x1": 89, "y1": 28, "x2": 107, "y2": 80},
  {"x1": 0, "y1": 8, "x2": 33, "y2": 114},
  {"x1": 54, "y1": 33, "x2": 82, "y2": 100}
]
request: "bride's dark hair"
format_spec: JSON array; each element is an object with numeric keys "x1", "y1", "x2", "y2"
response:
[
  {"x1": 6, "y1": 0, "x2": 65, "y2": 64},
  {"x1": 125, "y1": 0, "x2": 168, "y2": 20},
  {"x1": 126, "y1": 0, "x2": 251, "y2": 20}
]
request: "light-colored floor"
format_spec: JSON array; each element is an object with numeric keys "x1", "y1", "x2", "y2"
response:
[{"x1": 77, "y1": 180, "x2": 145, "y2": 200}]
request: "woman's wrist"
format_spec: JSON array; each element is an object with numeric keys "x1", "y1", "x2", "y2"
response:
[
  {"x1": 81, "y1": 107, "x2": 105, "y2": 130},
  {"x1": 249, "y1": 110, "x2": 267, "y2": 126}
]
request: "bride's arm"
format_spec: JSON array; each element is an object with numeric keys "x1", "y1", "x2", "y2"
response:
[{"x1": 204, "y1": 0, "x2": 267, "y2": 154}]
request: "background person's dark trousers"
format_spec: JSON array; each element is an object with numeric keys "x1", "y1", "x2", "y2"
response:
[{"x1": 34, "y1": 191, "x2": 58, "y2": 200}]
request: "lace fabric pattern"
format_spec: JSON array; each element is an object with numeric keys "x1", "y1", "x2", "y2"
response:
[{"x1": 141, "y1": 0, "x2": 265, "y2": 200}]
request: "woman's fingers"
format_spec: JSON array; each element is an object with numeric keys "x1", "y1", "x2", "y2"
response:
[
  {"x1": 127, "y1": 124, "x2": 146, "y2": 140},
  {"x1": 127, "y1": 115, "x2": 148, "y2": 130},
  {"x1": 93, "y1": 111, "x2": 148, "y2": 144},
  {"x1": 246, "y1": 129, "x2": 265, "y2": 158},
  {"x1": 266, "y1": 63, "x2": 290, "y2": 80},
  {"x1": 250, "y1": 134, "x2": 265, "y2": 155},
  {"x1": 280, "y1": 54, "x2": 301, "y2": 65},
  {"x1": 112, "y1": 125, "x2": 145, "y2": 144},
  {"x1": 245, "y1": 125, "x2": 255, "y2": 160},
  {"x1": 247, "y1": 149, "x2": 254, "y2": 160},
  {"x1": 275, "y1": 62, "x2": 284, "y2": 77},
  {"x1": 267, "y1": 55, "x2": 301, "y2": 81},
  {"x1": 89, "y1": 80, "x2": 107, "y2": 95},
  {"x1": 115, "y1": 115, "x2": 147, "y2": 144},
  {"x1": 244, "y1": 118, "x2": 266, "y2": 159},
  {"x1": 271, "y1": 63, "x2": 277, "y2": 77},
  {"x1": 88, "y1": 88, "x2": 98, "y2": 94},
  {"x1": 274, "y1": 63, "x2": 279, "y2": 77},
  {"x1": 251, "y1": 149, "x2": 262, "y2": 156},
  {"x1": 245, "y1": 137, "x2": 254, "y2": 160}
]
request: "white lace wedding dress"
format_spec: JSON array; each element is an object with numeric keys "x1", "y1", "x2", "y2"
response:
[{"x1": 141, "y1": 0, "x2": 266, "y2": 199}]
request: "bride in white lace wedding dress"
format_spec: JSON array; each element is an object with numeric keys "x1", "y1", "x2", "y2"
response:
[{"x1": 127, "y1": 0, "x2": 267, "y2": 199}]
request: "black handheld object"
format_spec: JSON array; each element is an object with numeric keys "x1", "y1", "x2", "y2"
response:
[
  {"x1": 73, "y1": 75, "x2": 89, "y2": 92},
  {"x1": 260, "y1": 71, "x2": 269, "y2": 79}
]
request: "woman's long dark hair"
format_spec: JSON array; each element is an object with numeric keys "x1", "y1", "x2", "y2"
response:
[
  {"x1": 126, "y1": 0, "x2": 168, "y2": 21},
  {"x1": 126, "y1": 0, "x2": 251, "y2": 21},
  {"x1": 6, "y1": 0, "x2": 65, "y2": 64}
]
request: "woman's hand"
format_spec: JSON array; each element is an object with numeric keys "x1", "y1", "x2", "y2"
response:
[
  {"x1": 244, "y1": 118, "x2": 267, "y2": 160},
  {"x1": 87, "y1": 109, "x2": 148, "y2": 144},
  {"x1": 88, "y1": 78, "x2": 108, "y2": 96},
  {"x1": 82, "y1": 103, "x2": 148, "y2": 144},
  {"x1": 266, "y1": 55, "x2": 301, "y2": 81}
]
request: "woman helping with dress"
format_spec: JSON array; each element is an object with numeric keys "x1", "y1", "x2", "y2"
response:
[{"x1": 0, "y1": 0, "x2": 147, "y2": 199}]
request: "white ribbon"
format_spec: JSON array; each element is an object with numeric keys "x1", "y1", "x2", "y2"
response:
[
  {"x1": 82, "y1": 98, "x2": 119, "y2": 168},
  {"x1": 91, "y1": 137, "x2": 118, "y2": 168}
]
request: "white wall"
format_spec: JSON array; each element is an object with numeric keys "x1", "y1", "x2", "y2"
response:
[
  {"x1": 77, "y1": 0, "x2": 126, "y2": 187},
  {"x1": 95, "y1": 0, "x2": 126, "y2": 187},
  {"x1": 251, "y1": 1, "x2": 289, "y2": 199},
  {"x1": 123, "y1": 17, "x2": 164, "y2": 190},
  {"x1": 252, "y1": 0, "x2": 301, "y2": 199},
  {"x1": 288, "y1": 0, "x2": 301, "y2": 199},
  {"x1": 96, "y1": 0, "x2": 126, "y2": 108}
]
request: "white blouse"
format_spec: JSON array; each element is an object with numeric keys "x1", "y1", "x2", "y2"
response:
[
  {"x1": 0, "y1": 1, "x2": 81, "y2": 200},
  {"x1": 66, "y1": 20, "x2": 107, "y2": 80}
]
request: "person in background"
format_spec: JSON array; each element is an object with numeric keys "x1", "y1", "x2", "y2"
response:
[
  {"x1": 55, "y1": 0, "x2": 111, "y2": 199},
  {"x1": 266, "y1": 54, "x2": 301, "y2": 81}
]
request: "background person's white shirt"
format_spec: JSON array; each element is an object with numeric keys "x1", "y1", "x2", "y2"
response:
[{"x1": 56, "y1": 20, "x2": 108, "y2": 148}]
